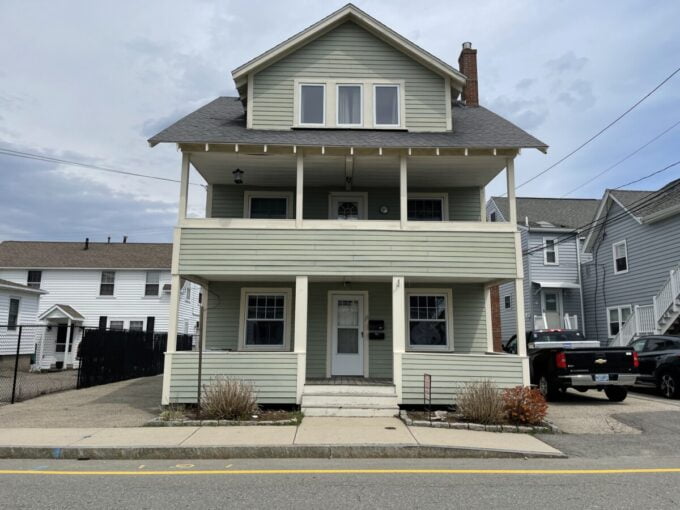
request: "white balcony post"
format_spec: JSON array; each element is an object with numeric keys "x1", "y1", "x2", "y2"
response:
[
  {"x1": 399, "y1": 154, "x2": 408, "y2": 228},
  {"x1": 296, "y1": 152, "x2": 304, "y2": 228},
  {"x1": 392, "y1": 276, "x2": 406, "y2": 402},
  {"x1": 178, "y1": 152, "x2": 190, "y2": 221},
  {"x1": 294, "y1": 276, "x2": 308, "y2": 404},
  {"x1": 506, "y1": 158, "x2": 517, "y2": 225}
]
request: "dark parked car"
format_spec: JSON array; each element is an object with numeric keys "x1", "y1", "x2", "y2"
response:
[{"x1": 628, "y1": 335, "x2": 680, "y2": 399}]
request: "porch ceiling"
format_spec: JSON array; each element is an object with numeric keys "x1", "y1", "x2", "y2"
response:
[{"x1": 190, "y1": 152, "x2": 505, "y2": 187}]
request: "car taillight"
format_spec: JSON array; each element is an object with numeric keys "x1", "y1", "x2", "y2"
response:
[
  {"x1": 555, "y1": 352, "x2": 567, "y2": 369},
  {"x1": 633, "y1": 351, "x2": 639, "y2": 368}
]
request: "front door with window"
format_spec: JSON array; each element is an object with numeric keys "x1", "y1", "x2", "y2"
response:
[
  {"x1": 330, "y1": 294, "x2": 365, "y2": 376},
  {"x1": 329, "y1": 194, "x2": 366, "y2": 220},
  {"x1": 541, "y1": 290, "x2": 562, "y2": 329}
]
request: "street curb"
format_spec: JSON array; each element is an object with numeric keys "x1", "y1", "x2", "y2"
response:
[{"x1": 0, "y1": 444, "x2": 567, "y2": 460}]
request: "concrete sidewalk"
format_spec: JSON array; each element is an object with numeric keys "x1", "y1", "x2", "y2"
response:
[{"x1": 0, "y1": 417, "x2": 564, "y2": 459}]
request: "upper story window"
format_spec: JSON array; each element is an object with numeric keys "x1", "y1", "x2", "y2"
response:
[
  {"x1": 612, "y1": 240, "x2": 628, "y2": 274},
  {"x1": 299, "y1": 84, "x2": 325, "y2": 126},
  {"x1": 100, "y1": 271, "x2": 115, "y2": 296},
  {"x1": 490, "y1": 212, "x2": 497, "y2": 222},
  {"x1": 337, "y1": 84, "x2": 362, "y2": 126},
  {"x1": 407, "y1": 194, "x2": 448, "y2": 221},
  {"x1": 374, "y1": 84, "x2": 400, "y2": 127},
  {"x1": 543, "y1": 238, "x2": 558, "y2": 265},
  {"x1": 27, "y1": 270, "x2": 42, "y2": 289},
  {"x1": 145, "y1": 271, "x2": 160, "y2": 296},
  {"x1": 504, "y1": 296, "x2": 511, "y2": 309},
  {"x1": 244, "y1": 191, "x2": 293, "y2": 219}
]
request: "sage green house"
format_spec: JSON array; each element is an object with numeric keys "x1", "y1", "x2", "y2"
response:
[{"x1": 149, "y1": 4, "x2": 547, "y2": 414}]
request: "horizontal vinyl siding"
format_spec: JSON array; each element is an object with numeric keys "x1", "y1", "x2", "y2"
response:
[
  {"x1": 168, "y1": 352, "x2": 297, "y2": 404},
  {"x1": 0, "y1": 291, "x2": 41, "y2": 356},
  {"x1": 179, "y1": 229, "x2": 518, "y2": 279},
  {"x1": 252, "y1": 21, "x2": 448, "y2": 131},
  {"x1": 527, "y1": 231, "x2": 580, "y2": 282},
  {"x1": 401, "y1": 353, "x2": 524, "y2": 405}
]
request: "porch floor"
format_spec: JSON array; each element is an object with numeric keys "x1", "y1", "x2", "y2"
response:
[{"x1": 305, "y1": 377, "x2": 393, "y2": 386}]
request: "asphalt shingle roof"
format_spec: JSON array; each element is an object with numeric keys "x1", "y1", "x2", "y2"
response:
[
  {"x1": 0, "y1": 242, "x2": 172, "y2": 269},
  {"x1": 148, "y1": 97, "x2": 548, "y2": 150},
  {"x1": 610, "y1": 178, "x2": 680, "y2": 218},
  {"x1": 0, "y1": 278, "x2": 38, "y2": 292},
  {"x1": 492, "y1": 197, "x2": 600, "y2": 229}
]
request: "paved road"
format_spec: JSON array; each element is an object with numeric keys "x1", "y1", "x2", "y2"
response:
[{"x1": 1, "y1": 457, "x2": 679, "y2": 509}]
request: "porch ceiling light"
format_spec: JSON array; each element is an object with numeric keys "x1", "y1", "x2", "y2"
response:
[{"x1": 232, "y1": 168, "x2": 244, "y2": 184}]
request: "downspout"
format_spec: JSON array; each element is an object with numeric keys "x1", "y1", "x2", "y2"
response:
[{"x1": 576, "y1": 234, "x2": 586, "y2": 334}]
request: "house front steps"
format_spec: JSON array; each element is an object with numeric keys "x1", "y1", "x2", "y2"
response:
[{"x1": 301, "y1": 383, "x2": 399, "y2": 417}]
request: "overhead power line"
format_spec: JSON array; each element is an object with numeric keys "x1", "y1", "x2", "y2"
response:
[
  {"x1": 512, "y1": 66, "x2": 680, "y2": 193},
  {"x1": 0, "y1": 147, "x2": 206, "y2": 188}
]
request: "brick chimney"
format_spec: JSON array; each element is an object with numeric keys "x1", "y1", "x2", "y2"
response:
[{"x1": 458, "y1": 42, "x2": 479, "y2": 107}]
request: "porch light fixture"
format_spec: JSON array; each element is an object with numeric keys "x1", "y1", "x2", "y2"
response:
[
  {"x1": 379, "y1": 205, "x2": 389, "y2": 215},
  {"x1": 232, "y1": 168, "x2": 244, "y2": 184}
]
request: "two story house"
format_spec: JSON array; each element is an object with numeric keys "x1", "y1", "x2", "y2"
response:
[
  {"x1": 582, "y1": 178, "x2": 680, "y2": 346},
  {"x1": 486, "y1": 197, "x2": 599, "y2": 343},
  {"x1": 149, "y1": 4, "x2": 547, "y2": 414},
  {"x1": 0, "y1": 240, "x2": 200, "y2": 369}
]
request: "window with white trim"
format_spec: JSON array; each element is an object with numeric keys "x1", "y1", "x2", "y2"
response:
[
  {"x1": 300, "y1": 84, "x2": 325, "y2": 126},
  {"x1": 100, "y1": 271, "x2": 115, "y2": 296},
  {"x1": 145, "y1": 271, "x2": 160, "y2": 296},
  {"x1": 27, "y1": 270, "x2": 42, "y2": 289},
  {"x1": 607, "y1": 305, "x2": 632, "y2": 337},
  {"x1": 241, "y1": 290, "x2": 291, "y2": 350},
  {"x1": 543, "y1": 238, "x2": 558, "y2": 265},
  {"x1": 374, "y1": 84, "x2": 400, "y2": 126},
  {"x1": 7, "y1": 298, "x2": 20, "y2": 330},
  {"x1": 337, "y1": 84, "x2": 362, "y2": 126},
  {"x1": 612, "y1": 240, "x2": 628, "y2": 274},
  {"x1": 244, "y1": 191, "x2": 292, "y2": 219},
  {"x1": 109, "y1": 320, "x2": 124, "y2": 331},
  {"x1": 407, "y1": 194, "x2": 448, "y2": 221},
  {"x1": 407, "y1": 293, "x2": 451, "y2": 349},
  {"x1": 129, "y1": 321, "x2": 144, "y2": 331}
]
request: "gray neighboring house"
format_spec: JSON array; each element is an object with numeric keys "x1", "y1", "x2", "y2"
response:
[
  {"x1": 582, "y1": 178, "x2": 680, "y2": 346},
  {"x1": 487, "y1": 197, "x2": 599, "y2": 343}
]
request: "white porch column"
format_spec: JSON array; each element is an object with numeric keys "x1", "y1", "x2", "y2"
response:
[
  {"x1": 480, "y1": 186, "x2": 487, "y2": 222},
  {"x1": 514, "y1": 277, "x2": 530, "y2": 385},
  {"x1": 162, "y1": 225, "x2": 183, "y2": 405},
  {"x1": 294, "y1": 276, "x2": 308, "y2": 404},
  {"x1": 392, "y1": 276, "x2": 406, "y2": 402},
  {"x1": 64, "y1": 318, "x2": 73, "y2": 368},
  {"x1": 296, "y1": 152, "x2": 304, "y2": 228},
  {"x1": 484, "y1": 284, "x2": 494, "y2": 352},
  {"x1": 506, "y1": 157, "x2": 517, "y2": 225},
  {"x1": 178, "y1": 152, "x2": 190, "y2": 221},
  {"x1": 399, "y1": 154, "x2": 408, "y2": 228}
]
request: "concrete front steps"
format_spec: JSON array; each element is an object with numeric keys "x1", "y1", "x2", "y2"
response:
[{"x1": 301, "y1": 384, "x2": 399, "y2": 417}]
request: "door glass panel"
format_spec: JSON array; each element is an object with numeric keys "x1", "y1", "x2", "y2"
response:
[
  {"x1": 337, "y1": 328, "x2": 359, "y2": 353},
  {"x1": 544, "y1": 293, "x2": 558, "y2": 312},
  {"x1": 337, "y1": 300, "x2": 359, "y2": 327},
  {"x1": 336, "y1": 201, "x2": 360, "y2": 220}
]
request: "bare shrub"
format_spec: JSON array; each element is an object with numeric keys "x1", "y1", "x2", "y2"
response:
[
  {"x1": 502, "y1": 386, "x2": 548, "y2": 425},
  {"x1": 200, "y1": 377, "x2": 259, "y2": 420},
  {"x1": 159, "y1": 405, "x2": 186, "y2": 422},
  {"x1": 456, "y1": 380, "x2": 505, "y2": 425}
]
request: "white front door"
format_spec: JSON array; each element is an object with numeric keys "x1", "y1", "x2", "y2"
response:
[
  {"x1": 330, "y1": 294, "x2": 365, "y2": 376},
  {"x1": 541, "y1": 290, "x2": 562, "y2": 329}
]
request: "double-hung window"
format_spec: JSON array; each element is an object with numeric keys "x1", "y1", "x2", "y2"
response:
[
  {"x1": 7, "y1": 298, "x2": 20, "y2": 330},
  {"x1": 407, "y1": 194, "x2": 447, "y2": 221},
  {"x1": 607, "y1": 305, "x2": 632, "y2": 338},
  {"x1": 145, "y1": 271, "x2": 160, "y2": 296},
  {"x1": 612, "y1": 240, "x2": 628, "y2": 274},
  {"x1": 27, "y1": 270, "x2": 42, "y2": 289},
  {"x1": 129, "y1": 321, "x2": 144, "y2": 331},
  {"x1": 100, "y1": 271, "x2": 115, "y2": 296},
  {"x1": 407, "y1": 291, "x2": 452, "y2": 350},
  {"x1": 337, "y1": 84, "x2": 362, "y2": 126},
  {"x1": 109, "y1": 320, "x2": 124, "y2": 331},
  {"x1": 374, "y1": 84, "x2": 400, "y2": 127},
  {"x1": 543, "y1": 238, "x2": 558, "y2": 265},
  {"x1": 240, "y1": 289, "x2": 291, "y2": 350},
  {"x1": 244, "y1": 191, "x2": 293, "y2": 219},
  {"x1": 299, "y1": 84, "x2": 325, "y2": 126}
]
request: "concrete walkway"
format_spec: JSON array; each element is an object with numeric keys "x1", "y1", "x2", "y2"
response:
[{"x1": 0, "y1": 417, "x2": 564, "y2": 459}]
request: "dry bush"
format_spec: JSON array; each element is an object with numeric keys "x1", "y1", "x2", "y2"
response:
[
  {"x1": 502, "y1": 386, "x2": 548, "y2": 425},
  {"x1": 200, "y1": 377, "x2": 259, "y2": 420},
  {"x1": 159, "y1": 405, "x2": 186, "y2": 421},
  {"x1": 456, "y1": 380, "x2": 505, "y2": 425}
]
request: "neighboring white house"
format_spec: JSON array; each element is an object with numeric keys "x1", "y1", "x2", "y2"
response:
[
  {"x1": 0, "y1": 278, "x2": 46, "y2": 370},
  {"x1": 0, "y1": 240, "x2": 200, "y2": 369}
]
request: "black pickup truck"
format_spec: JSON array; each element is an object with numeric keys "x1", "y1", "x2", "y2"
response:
[{"x1": 503, "y1": 329, "x2": 639, "y2": 402}]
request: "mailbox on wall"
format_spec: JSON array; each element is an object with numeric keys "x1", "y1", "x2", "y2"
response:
[{"x1": 368, "y1": 320, "x2": 385, "y2": 340}]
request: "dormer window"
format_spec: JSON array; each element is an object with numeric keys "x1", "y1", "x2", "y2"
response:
[
  {"x1": 374, "y1": 84, "x2": 400, "y2": 127},
  {"x1": 300, "y1": 84, "x2": 325, "y2": 126},
  {"x1": 337, "y1": 84, "x2": 362, "y2": 126}
]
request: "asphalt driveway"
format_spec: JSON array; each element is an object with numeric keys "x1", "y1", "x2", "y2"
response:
[{"x1": 0, "y1": 375, "x2": 162, "y2": 428}]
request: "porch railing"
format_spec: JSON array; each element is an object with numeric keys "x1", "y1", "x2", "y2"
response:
[{"x1": 533, "y1": 313, "x2": 578, "y2": 330}]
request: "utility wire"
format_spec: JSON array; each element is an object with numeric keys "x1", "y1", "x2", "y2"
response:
[
  {"x1": 560, "y1": 118, "x2": 680, "y2": 197},
  {"x1": 0, "y1": 147, "x2": 206, "y2": 188},
  {"x1": 511, "y1": 66, "x2": 680, "y2": 193}
]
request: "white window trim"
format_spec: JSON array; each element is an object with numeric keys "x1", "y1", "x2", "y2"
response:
[
  {"x1": 373, "y1": 83, "x2": 401, "y2": 128},
  {"x1": 612, "y1": 240, "x2": 629, "y2": 274},
  {"x1": 297, "y1": 82, "x2": 326, "y2": 127},
  {"x1": 407, "y1": 193, "x2": 449, "y2": 221},
  {"x1": 100, "y1": 270, "x2": 115, "y2": 297},
  {"x1": 606, "y1": 305, "x2": 632, "y2": 338},
  {"x1": 7, "y1": 296, "x2": 21, "y2": 330},
  {"x1": 243, "y1": 190, "x2": 294, "y2": 219},
  {"x1": 405, "y1": 288, "x2": 454, "y2": 352},
  {"x1": 109, "y1": 320, "x2": 125, "y2": 330},
  {"x1": 238, "y1": 287, "x2": 293, "y2": 351},
  {"x1": 145, "y1": 271, "x2": 160, "y2": 297},
  {"x1": 543, "y1": 237, "x2": 559, "y2": 265},
  {"x1": 327, "y1": 191, "x2": 368, "y2": 220},
  {"x1": 336, "y1": 83, "x2": 363, "y2": 127}
]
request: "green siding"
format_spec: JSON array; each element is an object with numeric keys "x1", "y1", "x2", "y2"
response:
[
  {"x1": 401, "y1": 353, "x2": 523, "y2": 405},
  {"x1": 252, "y1": 21, "x2": 448, "y2": 131},
  {"x1": 179, "y1": 228, "x2": 517, "y2": 279},
  {"x1": 211, "y1": 185, "x2": 481, "y2": 221},
  {"x1": 168, "y1": 352, "x2": 298, "y2": 404}
]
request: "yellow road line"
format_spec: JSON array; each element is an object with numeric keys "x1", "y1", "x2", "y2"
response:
[{"x1": 0, "y1": 468, "x2": 679, "y2": 476}]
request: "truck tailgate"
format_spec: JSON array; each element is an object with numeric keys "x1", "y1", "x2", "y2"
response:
[{"x1": 565, "y1": 349, "x2": 636, "y2": 374}]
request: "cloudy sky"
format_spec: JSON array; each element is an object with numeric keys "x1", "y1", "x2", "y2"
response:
[{"x1": 1, "y1": 0, "x2": 678, "y2": 242}]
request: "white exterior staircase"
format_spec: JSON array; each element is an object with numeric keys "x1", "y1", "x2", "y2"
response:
[
  {"x1": 301, "y1": 383, "x2": 399, "y2": 417},
  {"x1": 611, "y1": 266, "x2": 680, "y2": 346}
]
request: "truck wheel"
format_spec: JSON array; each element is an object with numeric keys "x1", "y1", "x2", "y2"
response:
[
  {"x1": 538, "y1": 375, "x2": 560, "y2": 401},
  {"x1": 604, "y1": 387, "x2": 628, "y2": 402},
  {"x1": 658, "y1": 372, "x2": 679, "y2": 399}
]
